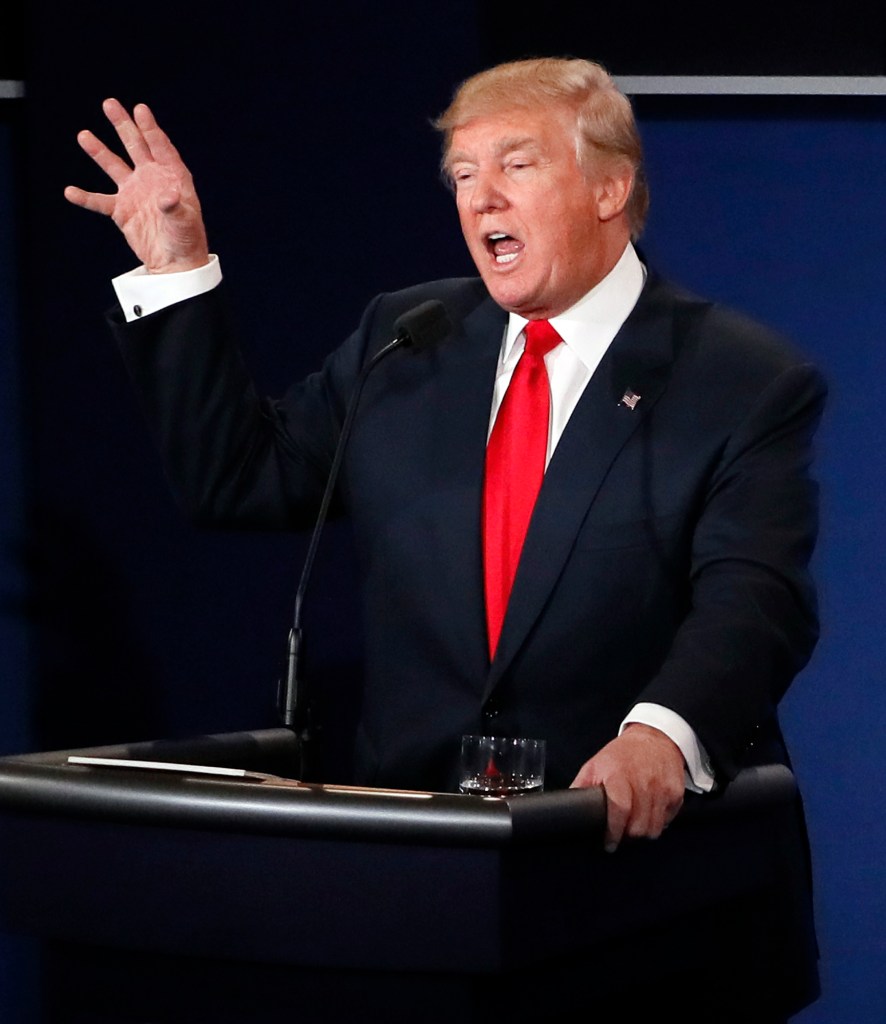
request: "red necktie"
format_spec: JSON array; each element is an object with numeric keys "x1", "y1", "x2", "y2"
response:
[{"x1": 483, "y1": 319, "x2": 561, "y2": 659}]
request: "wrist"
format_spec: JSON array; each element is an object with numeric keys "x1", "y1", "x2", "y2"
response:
[
  {"x1": 146, "y1": 254, "x2": 211, "y2": 275},
  {"x1": 623, "y1": 722, "x2": 684, "y2": 762}
]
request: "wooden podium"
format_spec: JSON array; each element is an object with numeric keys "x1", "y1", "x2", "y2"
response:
[{"x1": 0, "y1": 728, "x2": 804, "y2": 1022}]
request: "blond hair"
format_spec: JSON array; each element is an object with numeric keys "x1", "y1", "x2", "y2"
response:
[{"x1": 434, "y1": 57, "x2": 649, "y2": 238}]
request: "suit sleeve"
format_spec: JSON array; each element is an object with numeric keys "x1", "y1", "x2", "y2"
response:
[
  {"x1": 109, "y1": 284, "x2": 376, "y2": 531},
  {"x1": 637, "y1": 358, "x2": 827, "y2": 780}
]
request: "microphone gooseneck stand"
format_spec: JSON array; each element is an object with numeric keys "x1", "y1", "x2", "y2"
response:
[{"x1": 278, "y1": 300, "x2": 452, "y2": 776}]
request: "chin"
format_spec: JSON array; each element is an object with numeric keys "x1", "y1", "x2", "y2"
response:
[{"x1": 482, "y1": 278, "x2": 533, "y2": 314}]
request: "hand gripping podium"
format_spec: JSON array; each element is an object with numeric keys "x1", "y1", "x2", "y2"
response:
[{"x1": 0, "y1": 728, "x2": 808, "y2": 1023}]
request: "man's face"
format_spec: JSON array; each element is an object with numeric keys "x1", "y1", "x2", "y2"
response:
[{"x1": 447, "y1": 105, "x2": 626, "y2": 320}]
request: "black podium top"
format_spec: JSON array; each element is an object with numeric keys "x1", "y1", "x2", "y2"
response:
[{"x1": 0, "y1": 726, "x2": 795, "y2": 846}]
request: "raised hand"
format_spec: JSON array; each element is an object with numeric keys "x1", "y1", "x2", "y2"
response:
[{"x1": 64, "y1": 98, "x2": 210, "y2": 274}]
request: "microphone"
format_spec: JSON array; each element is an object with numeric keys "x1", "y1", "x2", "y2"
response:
[{"x1": 279, "y1": 300, "x2": 451, "y2": 767}]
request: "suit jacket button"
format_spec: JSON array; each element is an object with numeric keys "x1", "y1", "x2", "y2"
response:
[{"x1": 483, "y1": 698, "x2": 501, "y2": 726}]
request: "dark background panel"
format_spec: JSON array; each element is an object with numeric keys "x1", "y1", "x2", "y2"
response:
[
  {"x1": 0, "y1": 95, "x2": 37, "y2": 1024},
  {"x1": 0, "y1": 7, "x2": 25, "y2": 80},
  {"x1": 477, "y1": 0, "x2": 886, "y2": 75}
]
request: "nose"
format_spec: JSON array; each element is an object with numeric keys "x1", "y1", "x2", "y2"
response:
[{"x1": 469, "y1": 169, "x2": 507, "y2": 214}]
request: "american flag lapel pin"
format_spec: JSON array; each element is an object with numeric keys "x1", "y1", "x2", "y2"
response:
[{"x1": 620, "y1": 389, "x2": 641, "y2": 410}]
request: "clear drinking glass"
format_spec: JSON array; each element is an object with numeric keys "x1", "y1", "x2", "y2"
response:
[{"x1": 458, "y1": 735, "x2": 546, "y2": 797}]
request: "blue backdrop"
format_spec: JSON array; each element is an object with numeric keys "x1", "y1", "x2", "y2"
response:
[{"x1": 636, "y1": 105, "x2": 886, "y2": 1023}]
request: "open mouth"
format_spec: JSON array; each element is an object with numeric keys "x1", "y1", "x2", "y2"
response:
[{"x1": 486, "y1": 231, "x2": 523, "y2": 265}]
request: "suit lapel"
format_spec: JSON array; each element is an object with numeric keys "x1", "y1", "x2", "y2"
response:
[
  {"x1": 418, "y1": 290, "x2": 506, "y2": 678},
  {"x1": 484, "y1": 276, "x2": 681, "y2": 693}
]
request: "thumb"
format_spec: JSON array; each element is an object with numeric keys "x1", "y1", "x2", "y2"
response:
[
  {"x1": 602, "y1": 780, "x2": 630, "y2": 853},
  {"x1": 157, "y1": 183, "x2": 182, "y2": 215}
]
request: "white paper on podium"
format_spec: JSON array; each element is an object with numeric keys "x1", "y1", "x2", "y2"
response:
[{"x1": 66, "y1": 755, "x2": 270, "y2": 781}]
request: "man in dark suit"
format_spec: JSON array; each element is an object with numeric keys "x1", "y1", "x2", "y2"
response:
[{"x1": 66, "y1": 57, "x2": 824, "y2": 1020}]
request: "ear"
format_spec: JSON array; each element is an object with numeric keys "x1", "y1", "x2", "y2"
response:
[{"x1": 595, "y1": 163, "x2": 633, "y2": 222}]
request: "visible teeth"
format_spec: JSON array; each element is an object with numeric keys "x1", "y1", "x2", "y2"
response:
[
  {"x1": 496, "y1": 252, "x2": 518, "y2": 264},
  {"x1": 488, "y1": 232, "x2": 507, "y2": 241}
]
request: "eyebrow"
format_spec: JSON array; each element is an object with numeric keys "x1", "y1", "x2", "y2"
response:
[
  {"x1": 446, "y1": 135, "x2": 543, "y2": 172},
  {"x1": 494, "y1": 135, "x2": 542, "y2": 157}
]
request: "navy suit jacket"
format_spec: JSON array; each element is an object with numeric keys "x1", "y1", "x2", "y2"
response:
[{"x1": 111, "y1": 267, "x2": 826, "y2": 1012}]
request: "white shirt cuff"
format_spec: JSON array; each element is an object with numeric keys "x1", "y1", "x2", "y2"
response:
[
  {"x1": 620, "y1": 702, "x2": 716, "y2": 794},
  {"x1": 112, "y1": 254, "x2": 223, "y2": 323}
]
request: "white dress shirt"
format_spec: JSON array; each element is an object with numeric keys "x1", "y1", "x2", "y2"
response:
[{"x1": 112, "y1": 245, "x2": 714, "y2": 792}]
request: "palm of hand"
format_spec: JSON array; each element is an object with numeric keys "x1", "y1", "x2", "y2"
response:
[{"x1": 111, "y1": 160, "x2": 206, "y2": 272}]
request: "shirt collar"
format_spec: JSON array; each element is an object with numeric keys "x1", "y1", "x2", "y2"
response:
[{"x1": 502, "y1": 242, "x2": 647, "y2": 371}]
